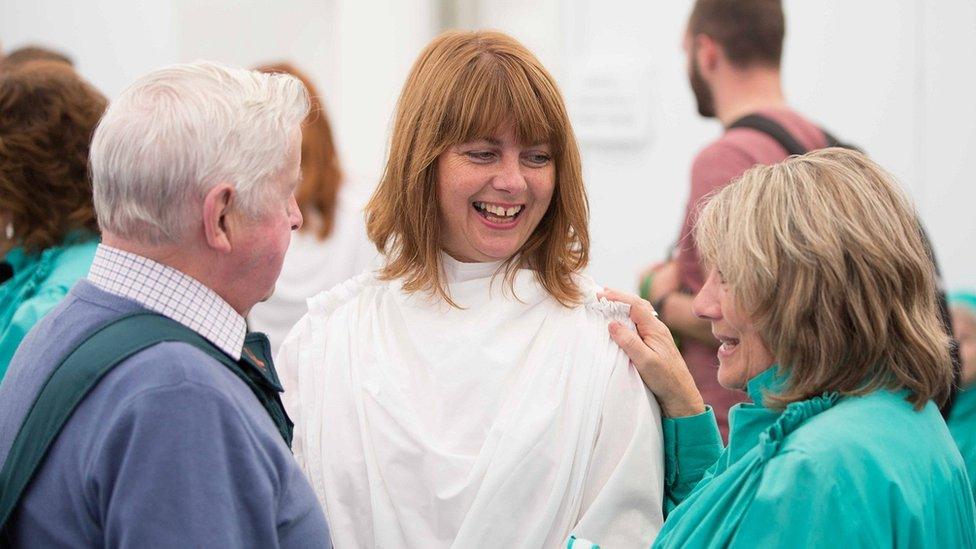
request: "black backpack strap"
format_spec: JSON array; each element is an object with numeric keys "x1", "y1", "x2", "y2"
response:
[
  {"x1": 820, "y1": 128, "x2": 843, "y2": 149},
  {"x1": 727, "y1": 114, "x2": 809, "y2": 156},
  {"x1": 0, "y1": 312, "x2": 292, "y2": 531}
]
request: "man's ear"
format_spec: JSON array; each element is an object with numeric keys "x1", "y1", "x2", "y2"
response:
[
  {"x1": 202, "y1": 183, "x2": 235, "y2": 253},
  {"x1": 695, "y1": 34, "x2": 720, "y2": 74}
]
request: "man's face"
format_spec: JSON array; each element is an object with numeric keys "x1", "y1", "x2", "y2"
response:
[
  {"x1": 684, "y1": 32, "x2": 716, "y2": 119},
  {"x1": 230, "y1": 130, "x2": 303, "y2": 314}
]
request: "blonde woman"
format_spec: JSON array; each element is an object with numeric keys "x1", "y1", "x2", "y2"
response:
[
  {"x1": 278, "y1": 31, "x2": 663, "y2": 547},
  {"x1": 607, "y1": 148, "x2": 975, "y2": 547}
]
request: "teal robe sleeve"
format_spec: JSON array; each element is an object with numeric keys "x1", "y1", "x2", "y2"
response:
[{"x1": 662, "y1": 406, "x2": 723, "y2": 515}]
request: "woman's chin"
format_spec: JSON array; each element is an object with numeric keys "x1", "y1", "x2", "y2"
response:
[{"x1": 716, "y1": 363, "x2": 748, "y2": 392}]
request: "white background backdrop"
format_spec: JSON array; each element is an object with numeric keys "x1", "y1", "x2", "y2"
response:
[{"x1": 2, "y1": 0, "x2": 973, "y2": 292}]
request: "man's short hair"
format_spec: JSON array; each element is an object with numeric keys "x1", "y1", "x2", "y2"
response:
[
  {"x1": 688, "y1": 0, "x2": 785, "y2": 68},
  {"x1": 255, "y1": 61, "x2": 343, "y2": 240},
  {"x1": 90, "y1": 61, "x2": 309, "y2": 245}
]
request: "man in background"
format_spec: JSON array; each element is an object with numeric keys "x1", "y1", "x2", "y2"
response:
[{"x1": 645, "y1": 0, "x2": 834, "y2": 437}]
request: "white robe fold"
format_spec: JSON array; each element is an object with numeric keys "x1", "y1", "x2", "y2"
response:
[{"x1": 278, "y1": 257, "x2": 664, "y2": 548}]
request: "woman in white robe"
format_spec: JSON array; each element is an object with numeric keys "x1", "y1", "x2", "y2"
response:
[{"x1": 278, "y1": 30, "x2": 664, "y2": 548}]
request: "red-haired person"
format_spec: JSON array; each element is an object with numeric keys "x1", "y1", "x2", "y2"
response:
[
  {"x1": 277, "y1": 31, "x2": 664, "y2": 547},
  {"x1": 0, "y1": 61, "x2": 105, "y2": 378}
]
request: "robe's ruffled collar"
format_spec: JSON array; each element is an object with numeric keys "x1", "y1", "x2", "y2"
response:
[{"x1": 727, "y1": 366, "x2": 839, "y2": 464}]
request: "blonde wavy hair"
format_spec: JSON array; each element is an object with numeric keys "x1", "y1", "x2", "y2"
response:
[
  {"x1": 695, "y1": 148, "x2": 952, "y2": 409},
  {"x1": 365, "y1": 30, "x2": 589, "y2": 307}
]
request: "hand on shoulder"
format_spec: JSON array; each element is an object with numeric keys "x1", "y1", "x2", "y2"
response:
[{"x1": 600, "y1": 288, "x2": 705, "y2": 418}]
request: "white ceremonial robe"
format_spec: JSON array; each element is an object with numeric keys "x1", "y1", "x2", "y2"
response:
[{"x1": 277, "y1": 256, "x2": 665, "y2": 548}]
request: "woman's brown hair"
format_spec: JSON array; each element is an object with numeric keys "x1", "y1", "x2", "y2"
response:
[
  {"x1": 366, "y1": 30, "x2": 589, "y2": 306},
  {"x1": 256, "y1": 62, "x2": 342, "y2": 239},
  {"x1": 0, "y1": 61, "x2": 106, "y2": 254},
  {"x1": 695, "y1": 148, "x2": 953, "y2": 408}
]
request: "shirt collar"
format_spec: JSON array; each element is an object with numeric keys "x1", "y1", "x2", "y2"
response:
[
  {"x1": 745, "y1": 365, "x2": 788, "y2": 408},
  {"x1": 87, "y1": 244, "x2": 246, "y2": 360}
]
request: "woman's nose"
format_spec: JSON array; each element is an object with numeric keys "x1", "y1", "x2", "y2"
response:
[
  {"x1": 692, "y1": 271, "x2": 722, "y2": 321},
  {"x1": 491, "y1": 156, "x2": 528, "y2": 194}
]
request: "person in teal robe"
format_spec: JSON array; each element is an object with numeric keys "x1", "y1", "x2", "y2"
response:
[
  {"x1": 948, "y1": 290, "x2": 976, "y2": 499},
  {"x1": 0, "y1": 60, "x2": 107, "y2": 379},
  {"x1": 0, "y1": 237, "x2": 98, "y2": 375},
  {"x1": 605, "y1": 149, "x2": 976, "y2": 547}
]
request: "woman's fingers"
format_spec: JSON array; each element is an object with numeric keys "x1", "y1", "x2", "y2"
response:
[
  {"x1": 609, "y1": 321, "x2": 655, "y2": 368},
  {"x1": 600, "y1": 288, "x2": 658, "y2": 324},
  {"x1": 600, "y1": 288, "x2": 674, "y2": 344},
  {"x1": 600, "y1": 287, "x2": 644, "y2": 307},
  {"x1": 605, "y1": 291, "x2": 706, "y2": 418}
]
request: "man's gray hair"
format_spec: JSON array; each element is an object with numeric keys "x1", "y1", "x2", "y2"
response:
[{"x1": 90, "y1": 60, "x2": 309, "y2": 244}]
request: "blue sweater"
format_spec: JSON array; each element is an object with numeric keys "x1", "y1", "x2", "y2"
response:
[{"x1": 0, "y1": 280, "x2": 331, "y2": 548}]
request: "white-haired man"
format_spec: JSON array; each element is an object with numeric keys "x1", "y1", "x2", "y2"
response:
[{"x1": 0, "y1": 61, "x2": 332, "y2": 547}]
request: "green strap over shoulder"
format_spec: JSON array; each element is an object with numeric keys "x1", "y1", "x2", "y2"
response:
[{"x1": 0, "y1": 312, "x2": 293, "y2": 531}]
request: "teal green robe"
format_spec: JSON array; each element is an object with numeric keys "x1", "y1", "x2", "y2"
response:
[
  {"x1": 949, "y1": 385, "x2": 976, "y2": 500},
  {"x1": 0, "y1": 237, "x2": 98, "y2": 379},
  {"x1": 656, "y1": 368, "x2": 976, "y2": 548}
]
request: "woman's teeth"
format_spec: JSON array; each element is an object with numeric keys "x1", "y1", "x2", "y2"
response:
[
  {"x1": 718, "y1": 337, "x2": 739, "y2": 353},
  {"x1": 473, "y1": 202, "x2": 524, "y2": 220}
]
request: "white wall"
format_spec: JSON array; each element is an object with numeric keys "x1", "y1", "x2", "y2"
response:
[
  {"x1": 0, "y1": 0, "x2": 436, "y2": 195},
  {"x1": 0, "y1": 0, "x2": 179, "y2": 97},
  {"x1": 919, "y1": 0, "x2": 976, "y2": 292},
  {"x1": 2, "y1": 0, "x2": 974, "y2": 290}
]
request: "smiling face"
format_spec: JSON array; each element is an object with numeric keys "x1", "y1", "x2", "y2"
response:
[
  {"x1": 436, "y1": 122, "x2": 555, "y2": 263},
  {"x1": 692, "y1": 268, "x2": 775, "y2": 390}
]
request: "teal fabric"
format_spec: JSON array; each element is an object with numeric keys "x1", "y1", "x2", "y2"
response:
[
  {"x1": 0, "y1": 238, "x2": 97, "y2": 379},
  {"x1": 949, "y1": 385, "x2": 976, "y2": 501},
  {"x1": 662, "y1": 406, "x2": 722, "y2": 515},
  {"x1": 566, "y1": 534, "x2": 599, "y2": 548},
  {"x1": 949, "y1": 290, "x2": 976, "y2": 315},
  {"x1": 655, "y1": 368, "x2": 976, "y2": 548}
]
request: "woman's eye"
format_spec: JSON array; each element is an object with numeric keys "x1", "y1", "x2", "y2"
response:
[
  {"x1": 466, "y1": 151, "x2": 496, "y2": 162},
  {"x1": 523, "y1": 153, "x2": 551, "y2": 166}
]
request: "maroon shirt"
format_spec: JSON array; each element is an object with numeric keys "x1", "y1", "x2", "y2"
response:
[{"x1": 676, "y1": 109, "x2": 828, "y2": 439}]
